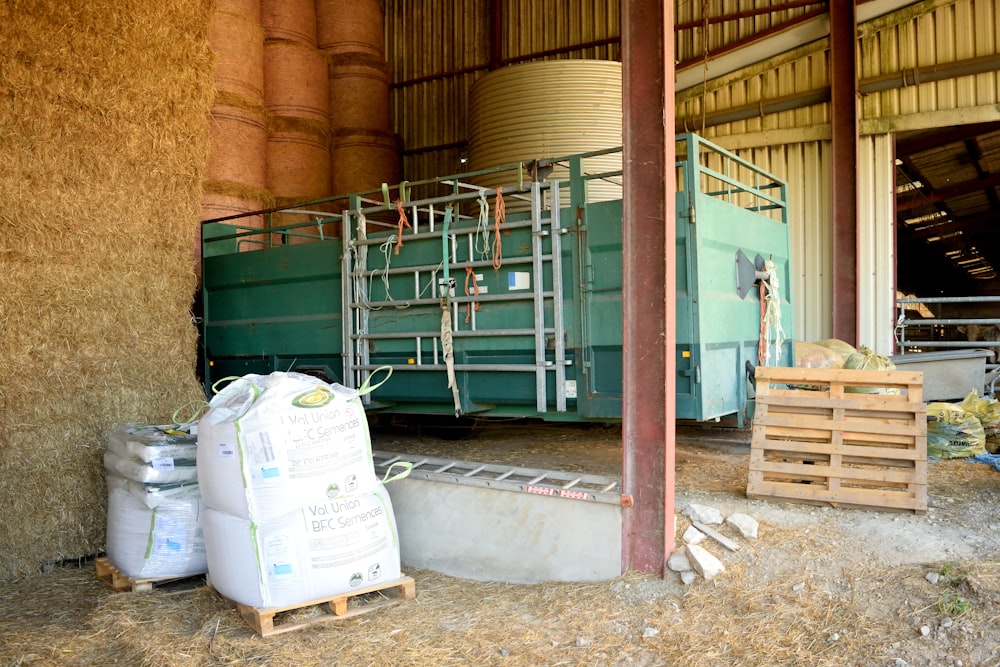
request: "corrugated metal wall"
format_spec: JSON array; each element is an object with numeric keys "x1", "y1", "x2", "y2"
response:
[
  {"x1": 857, "y1": 133, "x2": 897, "y2": 356},
  {"x1": 674, "y1": 0, "x2": 821, "y2": 67},
  {"x1": 859, "y1": 0, "x2": 1000, "y2": 125},
  {"x1": 386, "y1": 0, "x2": 620, "y2": 183}
]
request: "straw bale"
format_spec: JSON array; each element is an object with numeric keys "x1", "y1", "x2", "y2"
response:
[{"x1": 0, "y1": 0, "x2": 215, "y2": 579}]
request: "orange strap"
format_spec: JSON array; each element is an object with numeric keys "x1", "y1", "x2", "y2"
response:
[
  {"x1": 492, "y1": 188, "x2": 507, "y2": 270},
  {"x1": 394, "y1": 199, "x2": 411, "y2": 255},
  {"x1": 464, "y1": 266, "x2": 481, "y2": 323}
]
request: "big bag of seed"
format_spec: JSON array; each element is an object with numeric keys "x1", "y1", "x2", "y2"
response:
[{"x1": 197, "y1": 371, "x2": 388, "y2": 523}]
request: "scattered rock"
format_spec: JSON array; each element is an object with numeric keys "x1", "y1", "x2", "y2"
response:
[
  {"x1": 667, "y1": 549, "x2": 693, "y2": 572},
  {"x1": 792, "y1": 582, "x2": 806, "y2": 593},
  {"x1": 683, "y1": 503, "x2": 724, "y2": 525},
  {"x1": 575, "y1": 637, "x2": 592, "y2": 647},
  {"x1": 683, "y1": 525, "x2": 706, "y2": 544},
  {"x1": 828, "y1": 632, "x2": 840, "y2": 642},
  {"x1": 940, "y1": 617, "x2": 953, "y2": 630},
  {"x1": 895, "y1": 659, "x2": 908, "y2": 667},
  {"x1": 926, "y1": 572, "x2": 941, "y2": 585},
  {"x1": 726, "y1": 512, "x2": 759, "y2": 539},
  {"x1": 642, "y1": 626, "x2": 659, "y2": 638},
  {"x1": 920, "y1": 625, "x2": 931, "y2": 637},
  {"x1": 680, "y1": 571, "x2": 697, "y2": 586},
  {"x1": 685, "y1": 543, "x2": 725, "y2": 581}
]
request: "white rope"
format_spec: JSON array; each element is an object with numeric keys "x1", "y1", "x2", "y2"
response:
[
  {"x1": 762, "y1": 258, "x2": 785, "y2": 365},
  {"x1": 474, "y1": 189, "x2": 493, "y2": 263},
  {"x1": 440, "y1": 298, "x2": 462, "y2": 415}
]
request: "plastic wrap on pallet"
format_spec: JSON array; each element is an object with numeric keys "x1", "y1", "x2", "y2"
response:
[
  {"x1": 108, "y1": 423, "x2": 198, "y2": 465},
  {"x1": 203, "y1": 485, "x2": 400, "y2": 608},
  {"x1": 103, "y1": 449, "x2": 199, "y2": 484},
  {"x1": 105, "y1": 474, "x2": 207, "y2": 579},
  {"x1": 197, "y1": 372, "x2": 378, "y2": 523},
  {"x1": 106, "y1": 471, "x2": 202, "y2": 509}
]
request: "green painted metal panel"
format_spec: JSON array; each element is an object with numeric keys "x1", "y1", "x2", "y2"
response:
[{"x1": 201, "y1": 237, "x2": 344, "y2": 389}]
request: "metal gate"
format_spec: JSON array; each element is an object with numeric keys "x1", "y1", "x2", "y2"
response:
[{"x1": 341, "y1": 168, "x2": 572, "y2": 416}]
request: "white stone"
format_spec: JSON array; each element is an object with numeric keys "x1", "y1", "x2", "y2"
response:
[
  {"x1": 792, "y1": 582, "x2": 806, "y2": 593},
  {"x1": 685, "y1": 543, "x2": 725, "y2": 581},
  {"x1": 925, "y1": 572, "x2": 941, "y2": 585},
  {"x1": 680, "y1": 571, "x2": 698, "y2": 586},
  {"x1": 920, "y1": 625, "x2": 931, "y2": 637},
  {"x1": 726, "y1": 512, "x2": 759, "y2": 539},
  {"x1": 683, "y1": 525, "x2": 706, "y2": 544},
  {"x1": 667, "y1": 549, "x2": 693, "y2": 572},
  {"x1": 683, "y1": 503, "x2": 724, "y2": 525},
  {"x1": 642, "y1": 627, "x2": 660, "y2": 638}
]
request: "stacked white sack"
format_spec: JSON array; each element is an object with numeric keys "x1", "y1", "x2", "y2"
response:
[
  {"x1": 104, "y1": 425, "x2": 207, "y2": 579},
  {"x1": 202, "y1": 486, "x2": 401, "y2": 608},
  {"x1": 105, "y1": 473, "x2": 207, "y2": 579},
  {"x1": 197, "y1": 372, "x2": 379, "y2": 522},
  {"x1": 197, "y1": 372, "x2": 402, "y2": 608}
]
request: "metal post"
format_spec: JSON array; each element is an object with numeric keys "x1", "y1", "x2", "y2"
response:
[
  {"x1": 621, "y1": 0, "x2": 676, "y2": 575},
  {"x1": 830, "y1": 1, "x2": 859, "y2": 344}
]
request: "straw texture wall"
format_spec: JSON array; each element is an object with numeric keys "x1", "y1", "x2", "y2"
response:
[{"x1": 0, "y1": 0, "x2": 215, "y2": 579}]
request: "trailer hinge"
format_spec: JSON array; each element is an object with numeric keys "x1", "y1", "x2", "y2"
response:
[{"x1": 688, "y1": 205, "x2": 696, "y2": 224}]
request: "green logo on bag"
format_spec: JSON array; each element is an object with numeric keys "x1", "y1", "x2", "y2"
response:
[{"x1": 292, "y1": 387, "x2": 333, "y2": 408}]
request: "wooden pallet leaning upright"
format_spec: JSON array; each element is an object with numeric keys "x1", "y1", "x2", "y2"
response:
[{"x1": 747, "y1": 366, "x2": 927, "y2": 514}]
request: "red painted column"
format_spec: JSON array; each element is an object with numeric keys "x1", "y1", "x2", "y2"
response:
[
  {"x1": 830, "y1": 1, "x2": 859, "y2": 344},
  {"x1": 621, "y1": 0, "x2": 676, "y2": 574}
]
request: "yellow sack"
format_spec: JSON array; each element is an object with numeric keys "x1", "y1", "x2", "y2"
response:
[
  {"x1": 959, "y1": 390, "x2": 1000, "y2": 454},
  {"x1": 926, "y1": 402, "x2": 986, "y2": 459}
]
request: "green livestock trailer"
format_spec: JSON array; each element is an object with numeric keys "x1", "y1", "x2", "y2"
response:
[{"x1": 201, "y1": 134, "x2": 794, "y2": 426}]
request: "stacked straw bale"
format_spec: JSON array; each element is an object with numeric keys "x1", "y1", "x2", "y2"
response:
[
  {"x1": 0, "y1": 0, "x2": 215, "y2": 579},
  {"x1": 202, "y1": 0, "x2": 271, "y2": 242},
  {"x1": 318, "y1": 0, "x2": 401, "y2": 197},
  {"x1": 262, "y1": 0, "x2": 333, "y2": 239}
]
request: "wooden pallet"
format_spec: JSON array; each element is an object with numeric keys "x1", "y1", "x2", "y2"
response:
[
  {"x1": 95, "y1": 557, "x2": 205, "y2": 593},
  {"x1": 233, "y1": 576, "x2": 416, "y2": 637},
  {"x1": 747, "y1": 366, "x2": 927, "y2": 514}
]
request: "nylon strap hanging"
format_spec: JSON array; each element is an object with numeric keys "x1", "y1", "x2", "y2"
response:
[
  {"x1": 394, "y1": 199, "x2": 411, "y2": 255},
  {"x1": 492, "y1": 187, "x2": 507, "y2": 270},
  {"x1": 441, "y1": 296, "x2": 462, "y2": 415},
  {"x1": 464, "y1": 266, "x2": 481, "y2": 323}
]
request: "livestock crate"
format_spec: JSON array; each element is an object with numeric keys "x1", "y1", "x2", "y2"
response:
[{"x1": 747, "y1": 366, "x2": 927, "y2": 513}]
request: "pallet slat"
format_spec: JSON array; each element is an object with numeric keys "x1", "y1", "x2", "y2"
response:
[
  {"x1": 748, "y1": 366, "x2": 927, "y2": 514},
  {"x1": 95, "y1": 557, "x2": 204, "y2": 593},
  {"x1": 232, "y1": 576, "x2": 416, "y2": 637}
]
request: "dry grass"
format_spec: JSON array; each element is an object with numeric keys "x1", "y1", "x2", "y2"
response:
[
  {"x1": 0, "y1": 430, "x2": 997, "y2": 666},
  {"x1": 0, "y1": 0, "x2": 215, "y2": 578}
]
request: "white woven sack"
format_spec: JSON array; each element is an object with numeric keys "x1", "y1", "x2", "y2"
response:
[
  {"x1": 105, "y1": 476, "x2": 207, "y2": 579},
  {"x1": 197, "y1": 372, "x2": 379, "y2": 522},
  {"x1": 203, "y1": 486, "x2": 401, "y2": 609}
]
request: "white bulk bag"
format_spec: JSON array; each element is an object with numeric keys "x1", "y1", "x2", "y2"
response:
[
  {"x1": 203, "y1": 486, "x2": 401, "y2": 608},
  {"x1": 197, "y1": 372, "x2": 379, "y2": 522},
  {"x1": 105, "y1": 475, "x2": 207, "y2": 579}
]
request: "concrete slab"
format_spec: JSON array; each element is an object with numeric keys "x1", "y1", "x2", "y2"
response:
[{"x1": 384, "y1": 477, "x2": 622, "y2": 583}]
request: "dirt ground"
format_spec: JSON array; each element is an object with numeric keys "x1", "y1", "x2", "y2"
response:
[{"x1": 1, "y1": 421, "x2": 998, "y2": 667}]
